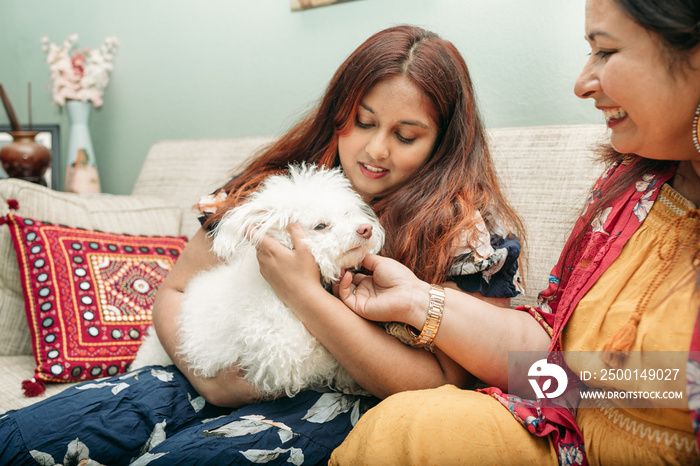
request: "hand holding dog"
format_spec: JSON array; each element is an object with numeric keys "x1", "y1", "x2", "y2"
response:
[
  {"x1": 257, "y1": 222, "x2": 431, "y2": 331},
  {"x1": 338, "y1": 254, "x2": 431, "y2": 330},
  {"x1": 256, "y1": 222, "x2": 325, "y2": 309}
]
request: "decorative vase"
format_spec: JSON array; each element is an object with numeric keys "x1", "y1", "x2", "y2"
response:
[
  {"x1": 0, "y1": 131, "x2": 52, "y2": 186},
  {"x1": 65, "y1": 100, "x2": 101, "y2": 193}
]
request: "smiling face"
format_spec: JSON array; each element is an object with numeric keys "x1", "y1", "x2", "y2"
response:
[
  {"x1": 337, "y1": 76, "x2": 439, "y2": 203},
  {"x1": 574, "y1": 0, "x2": 700, "y2": 162}
]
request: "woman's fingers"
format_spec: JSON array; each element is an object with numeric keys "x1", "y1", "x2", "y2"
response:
[
  {"x1": 253, "y1": 223, "x2": 299, "y2": 254},
  {"x1": 286, "y1": 222, "x2": 308, "y2": 251},
  {"x1": 256, "y1": 232, "x2": 275, "y2": 252},
  {"x1": 337, "y1": 270, "x2": 355, "y2": 302},
  {"x1": 352, "y1": 272, "x2": 369, "y2": 286},
  {"x1": 359, "y1": 254, "x2": 382, "y2": 273},
  {"x1": 254, "y1": 222, "x2": 308, "y2": 255}
]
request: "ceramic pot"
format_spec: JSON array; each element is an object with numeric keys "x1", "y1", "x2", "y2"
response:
[{"x1": 0, "y1": 131, "x2": 51, "y2": 186}]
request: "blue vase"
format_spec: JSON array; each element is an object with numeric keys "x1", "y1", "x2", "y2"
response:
[
  {"x1": 65, "y1": 100, "x2": 101, "y2": 193},
  {"x1": 66, "y1": 100, "x2": 96, "y2": 167}
]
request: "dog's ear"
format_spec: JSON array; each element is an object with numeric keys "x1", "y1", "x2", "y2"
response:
[{"x1": 211, "y1": 200, "x2": 280, "y2": 261}]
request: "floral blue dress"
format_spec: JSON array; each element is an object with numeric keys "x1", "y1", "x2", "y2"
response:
[{"x1": 1, "y1": 365, "x2": 378, "y2": 465}]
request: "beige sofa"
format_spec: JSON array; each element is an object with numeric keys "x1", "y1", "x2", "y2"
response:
[{"x1": 0, "y1": 124, "x2": 607, "y2": 413}]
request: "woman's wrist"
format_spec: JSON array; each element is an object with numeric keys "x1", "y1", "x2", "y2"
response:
[
  {"x1": 408, "y1": 284, "x2": 445, "y2": 346},
  {"x1": 407, "y1": 281, "x2": 432, "y2": 329},
  {"x1": 283, "y1": 280, "x2": 331, "y2": 317}
]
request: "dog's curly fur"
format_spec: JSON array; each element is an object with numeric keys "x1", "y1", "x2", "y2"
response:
[{"x1": 131, "y1": 164, "x2": 385, "y2": 398}]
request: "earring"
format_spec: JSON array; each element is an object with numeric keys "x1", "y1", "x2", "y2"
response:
[{"x1": 694, "y1": 101, "x2": 700, "y2": 154}]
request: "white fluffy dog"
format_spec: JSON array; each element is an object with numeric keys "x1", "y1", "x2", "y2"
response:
[{"x1": 131, "y1": 164, "x2": 385, "y2": 399}]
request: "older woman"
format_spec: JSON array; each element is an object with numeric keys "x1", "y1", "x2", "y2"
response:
[{"x1": 323, "y1": 0, "x2": 700, "y2": 464}]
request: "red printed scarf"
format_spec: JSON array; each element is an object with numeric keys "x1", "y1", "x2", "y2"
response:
[{"x1": 479, "y1": 158, "x2": 689, "y2": 465}]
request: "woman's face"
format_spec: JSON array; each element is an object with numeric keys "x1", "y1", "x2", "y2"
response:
[
  {"x1": 338, "y1": 76, "x2": 439, "y2": 203},
  {"x1": 574, "y1": 0, "x2": 700, "y2": 162}
]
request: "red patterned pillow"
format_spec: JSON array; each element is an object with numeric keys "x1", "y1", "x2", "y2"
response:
[{"x1": 4, "y1": 212, "x2": 188, "y2": 389}]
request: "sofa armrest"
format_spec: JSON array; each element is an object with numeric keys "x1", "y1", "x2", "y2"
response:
[{"x1": 0, "y1": 179, "x2": 183, "y2": 357}]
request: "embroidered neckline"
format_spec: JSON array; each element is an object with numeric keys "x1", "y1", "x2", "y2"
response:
[{"x1": 659, "y1": 182, "x2": 696, "y2": 214}]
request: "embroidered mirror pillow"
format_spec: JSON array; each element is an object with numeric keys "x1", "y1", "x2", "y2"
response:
[{"x1": 5, "y1": 213, "x2": 188, "y2": 385}]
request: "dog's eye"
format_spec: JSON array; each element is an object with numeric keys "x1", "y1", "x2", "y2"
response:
[{"x1": 313, "y1": 223, "x2": 328, "y2": 231}]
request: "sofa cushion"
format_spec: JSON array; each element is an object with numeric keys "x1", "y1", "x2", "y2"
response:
[
  {"x1": 132, "y1": 137, "x2": 275, "y2": 238},
  {"x1": 4, "y1": 212, "x2": 188, "y2": 386},
  {"x1": 488, "y1": 124, "x2": 608, "y2": 307},
  {"x1": 0, "y1": 179, "x2": 183, "y2": 357},
  {"x1": 0, "y1": 356, "x2": 75, "y2": 412}
]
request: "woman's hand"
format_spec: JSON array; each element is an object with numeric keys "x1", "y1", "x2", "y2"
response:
[
  {"x1": 254, "y1": 224, "x2": 473, "y2": 396},
  {"x1": 337, "y1": 254, "x2": 430, "y2": 329},
  {"x1": 255, "y1": 224, "x2": 430, "y2": 330},
  {"x1": 255, "y1": 223, "x2": 325, "y2": 309}
]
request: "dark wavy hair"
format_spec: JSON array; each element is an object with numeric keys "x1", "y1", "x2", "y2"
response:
[
  {"x1": 204, "y1": 25, "x2": 524, "y2": 285},
  {"x1": 615, "y1": 0, "x2": 700, "y2": 69}
]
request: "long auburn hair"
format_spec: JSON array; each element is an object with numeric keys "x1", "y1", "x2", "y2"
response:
[{"x1": 204, "y1": 25, "x2": 524, "y2": 285}]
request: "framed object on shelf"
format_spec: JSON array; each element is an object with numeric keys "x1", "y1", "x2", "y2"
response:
[
  {"x1": 0, "y1": 124, "x2": 60, "y2": 189},
  {"x1": 290, "y1": 0, "x2": 361, "y2": 11}
]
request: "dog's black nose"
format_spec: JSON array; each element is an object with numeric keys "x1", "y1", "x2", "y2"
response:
[{"x1": 357, "y1": 224, "x2": 373, "y2": 239}]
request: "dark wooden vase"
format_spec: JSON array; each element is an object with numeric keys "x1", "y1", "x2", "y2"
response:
[{"x1": 0, "y1": 131, "x2": 51, "y2": 186}]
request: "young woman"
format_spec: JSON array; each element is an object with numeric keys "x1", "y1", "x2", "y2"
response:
[
  {"x1": 329, "y1": 1, "x2": 700, "y2": 464},
  {"x1": 0, "y1": 25, "x2": 523, "y2": 464}
]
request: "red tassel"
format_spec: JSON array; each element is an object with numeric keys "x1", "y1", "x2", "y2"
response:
[
  {"x1": 21, "y1": 378, "x2": 46, "y2": 397},
  {"x1": 1, "y1": 199, "x2": 18, "y2": 226}
]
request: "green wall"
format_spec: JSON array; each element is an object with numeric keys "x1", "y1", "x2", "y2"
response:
[{"x1": 0, "y1": 0, "x2": 599, "y2": 194}]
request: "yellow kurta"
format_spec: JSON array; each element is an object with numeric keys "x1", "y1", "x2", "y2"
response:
[
  {"x1": 330, "y1": 184, "x2": 699, "y2": 465},
  {"x1": 563, "y1": 183, "x2": 699, "y2": 465}
]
